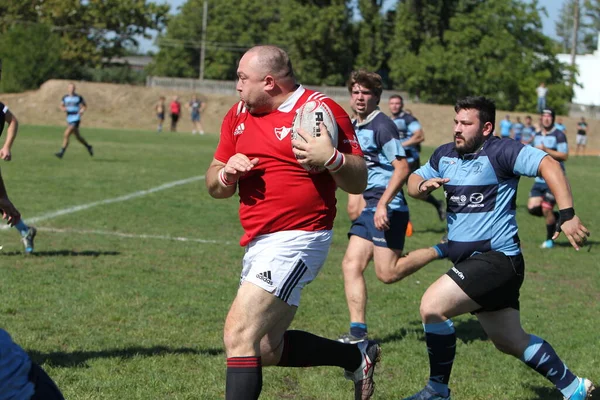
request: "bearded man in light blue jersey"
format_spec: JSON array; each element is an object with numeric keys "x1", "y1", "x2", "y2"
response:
[{"x1": 403, "y1": 96, "x2": 593, "y2": 400}]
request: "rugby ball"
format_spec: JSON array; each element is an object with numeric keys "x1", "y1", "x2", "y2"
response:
[{"x1": 291, "y1": 99, "x2": 339, "y2": 173}]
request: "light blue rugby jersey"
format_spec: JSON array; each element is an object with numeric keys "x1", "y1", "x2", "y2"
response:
[
  {"x1": 416, "y1": 136, "x2": 547, "y2": 263},
  {"x1": 533, "y1": 128, "x2": 568, "y2": 184},
  {"x1": 0, "y1": 329, "x2": 34, "y2": 399},
  {"x1": 62, "y1": 93, "x2": 86, "y2": 124},
  {"x1": 355, "y1": 110, "x2": 408, "y2": 212},
  {"x1": 392, "y1": 112, "x2": 422, "y2": 163}
]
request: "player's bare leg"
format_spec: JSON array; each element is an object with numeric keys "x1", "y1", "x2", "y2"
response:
[
  {"x1": 55, "y1": 125, "x2": 74, "y2": 158},
  {"x1": 340, "y1": 236, "x2": 373, "y2": 343},
  {"x1": 73, "y1": 127, "x2": 93, "y2": 156}
]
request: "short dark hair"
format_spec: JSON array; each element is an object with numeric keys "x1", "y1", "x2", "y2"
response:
[
  {"x1": 347, "y1": 70, "x2": 383, "y2": 101},
  {"x1": 455, "y1": 96, "x2": 496, "y2": 133},
  {"x1": 389, "y1": 94, "x2": 403, "y2": 102}
]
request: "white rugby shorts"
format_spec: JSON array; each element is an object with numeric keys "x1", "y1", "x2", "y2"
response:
[
  {"x1": 576, "y1": 134, "x2": 587, "y2": 145},
  {"x1": 240, "y1": 230, "x2": 333, "y2": 306}
]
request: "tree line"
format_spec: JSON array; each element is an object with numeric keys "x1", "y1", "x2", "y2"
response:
[{"x1": 0, "y1": 0, "x2": 589, "y2": 114}]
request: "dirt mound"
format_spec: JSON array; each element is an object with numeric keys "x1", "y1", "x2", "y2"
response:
[{"x1": 2, "y1": 79, "x2": 598, "y2": 154}]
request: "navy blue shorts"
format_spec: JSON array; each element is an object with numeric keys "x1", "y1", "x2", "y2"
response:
[
  {"x1": 348, "y1": 209, "x2": 409, "y2": 250},
  {"x1": 529, "y1": 182, "x2": 556, "y2": 206},
  {"x1": 191, "y1": 112, "x2": 200, "y2": 122},
  {"x1": 67, "y1": 120, "x2": 80, "y2": 128}
]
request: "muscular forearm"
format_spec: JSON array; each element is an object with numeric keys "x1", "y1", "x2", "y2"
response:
[
  {"x1": 206, "y1": 164, "x2": 237, "y2": 199},
  {"x1": 539, "y1": 156, "x2": 573, "y2": 210},
  {"x1": 331, "y1": 154, "x2": 367, "y2": 194},
  {"x1": 408, "y1": 174, "x2": 428, "y2": 199}
]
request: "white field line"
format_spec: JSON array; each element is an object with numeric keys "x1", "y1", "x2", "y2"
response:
[
  {"x1": 36, "y1": 226, "x2": 233, "y2": 245},
  {"x1": 2, "y1": 175, "x2": 205, "y2": 230}
]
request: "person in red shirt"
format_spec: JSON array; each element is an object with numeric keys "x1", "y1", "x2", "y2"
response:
[
  {"x1": 206, "y1": 45, "x2": 380, "y2": 400},
  {"x1": 169, "y1": 96, "x2": 181, "y2": 132}
]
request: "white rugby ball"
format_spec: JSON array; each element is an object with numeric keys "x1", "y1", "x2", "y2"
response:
[{"x1": 291, "y1": 99, "x2": 339, "y2": 173}]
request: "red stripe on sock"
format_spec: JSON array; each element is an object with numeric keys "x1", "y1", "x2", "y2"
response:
[{"x1": 227, "y1": 357, "x2": 261, "y2": 368}]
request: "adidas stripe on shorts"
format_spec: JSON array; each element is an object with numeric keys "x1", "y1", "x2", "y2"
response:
[{"x1": 240, "y1": 230, "x2": 333, "y2": 306}]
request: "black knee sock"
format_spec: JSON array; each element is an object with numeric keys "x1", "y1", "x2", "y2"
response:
[
  {"x1": 277, "y1": 330, "x2": 361, "y2": 371},
  {"x1": 546, "y1": 223, "x2": 555, "y2": 240},
  {"x1": 225, "y1": 356, "x2": 262, "y2": 400},
  {"x1": 425, "y1": 194, "x2": 441, "y2": 209}
]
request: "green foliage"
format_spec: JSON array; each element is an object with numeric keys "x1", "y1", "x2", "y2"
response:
[
  {"x1": 0, "y1": 24, "x2": 62, "y2": 93},
  {"x1": 353, "y1": 0, "x2": 386, "y2": 73},
  {"x1": 389, "y1": 0, "x2": 573, "y2": 113},
  {"x1": 149, "y1": 0, "x2": 355, "y2": 85},
  {"x1": 268, "y1": 0, "x2": 355, "y2": 85},
  {"x1": 583, "y1": 0, "x2": 600, "y2": 51},
  {"x1": 0, "y1": 0, "x2": 169, "y2": 69}
]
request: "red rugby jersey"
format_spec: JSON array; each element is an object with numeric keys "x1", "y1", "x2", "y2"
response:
[{"x1": 214, "y1": 86, "x2": 363, "y2": 246}]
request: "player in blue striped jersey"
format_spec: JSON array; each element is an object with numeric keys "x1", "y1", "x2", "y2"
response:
[
  {"x1": 403, "y1": 96, "x2": 592, "y2": 400},
  {"x1": 389, "y1": 95, "x2": 445, "y2": 222},
  {"x1": 527, "y1": 108, "x2": 568, "y2": 249},
  {"x1": 55, "y1": 83, "x2": 93, "y2": 159},
  {"x1": 339, "y1": 71, "x2": 412, "y2": 344}
]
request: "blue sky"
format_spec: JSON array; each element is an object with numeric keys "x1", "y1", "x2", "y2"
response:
[{"x1": 137, "y1": 0, "x2": 563, "y2": 52}]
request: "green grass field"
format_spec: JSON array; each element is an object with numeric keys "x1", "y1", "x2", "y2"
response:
[{"x1": 1, "y1": 125, "x2": 598, "y2": 399}]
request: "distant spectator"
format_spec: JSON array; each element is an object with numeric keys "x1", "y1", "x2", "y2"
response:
[
  {"x1": 155, "y1": 96, "x2": 165, "y2": 133},
  {"x1": 576, "y1": 116, "x2": 588, "y2": 155},
  {"x1": 520, "y1": 115, "x2": 535, "y2": 146},
  {"x1": 555, "y1": 117, "x2": 566, "y2": 133},
  {"x1": 170, "y1": 96, "x2": 181, "y2": 132},
  {"x1": 513, "y1": 116, "x2": 524, "y2": 142},
  {"x1": 188, "y1": 95, "x2": 205, "y2": 135},
  {"x1": 536, "y1": 82, "x2": 548, "y2": 113},
  {"x1": 499, "y1": 114, "x2": 513, "y2": 138}
]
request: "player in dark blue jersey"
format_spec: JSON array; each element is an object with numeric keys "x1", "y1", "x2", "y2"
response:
[
  {"x1": 527, "y1": 108, "x2": 568, "y2": 249},
  {"x1": 339, "y1": 71, "x2": 412, "y2": 344},
  {"x1": 0, "y1": 101, "x2": 37, "y2": 253},
  {"x1": 389, "y1": 95, "x2": 446, "y2": 222},
  {"x1": 0, "y1": 58, "x2": 64, "y2": 400},
  {"x1": 403, "y1": 96, "x2": 593, "y2": 400},
  {"x1": 55, "y1": 83, "x2": 93, "y2": 159}
]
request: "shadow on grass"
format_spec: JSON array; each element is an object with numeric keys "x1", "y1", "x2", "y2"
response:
[
  {"x1": 0, "y1": 250, "x2": 120, "y2": 257},
  {"x1": 90, "y1": 158, "x2": 130, "y2": 163},
  {"x1": 28, "y1": 346, "x2": 223, "y2": 368},
  {"x1": 529, "y1": 385, "x2": 562, "y2": 399},
  {"x1": 377, "y1": 318, "x2": 487, "y2": 345},
  {"x1": 530, "y1": 380, "x2": 599, "y2": 399},
  {"x1": 553, "y1": 240, "x2": 598, "y2": 251}
]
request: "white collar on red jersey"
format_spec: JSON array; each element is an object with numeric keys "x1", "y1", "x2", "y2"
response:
[{"x1": 277, "y1": 85, "x2": 306, "y2": 113}]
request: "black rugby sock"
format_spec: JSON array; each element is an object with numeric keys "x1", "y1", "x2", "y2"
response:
[
  {"x1": 277, "y1": 330, "x2": 361, "y2": 371},
  {"x1": 225, "y1": 356, "x2": 262, "y2": 400}
]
